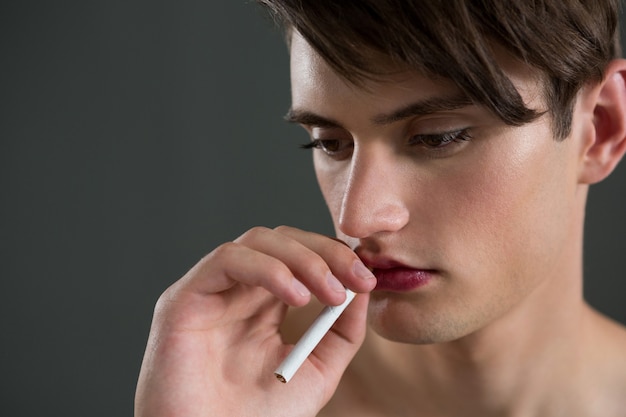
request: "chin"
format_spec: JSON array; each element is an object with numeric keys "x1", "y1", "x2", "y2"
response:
[
  {"x1": 368, "y1": 318, "x2": 471, "y2": 345},
  {"x1": 366, "y1": 296, "x2": 483, "y2": 345}
]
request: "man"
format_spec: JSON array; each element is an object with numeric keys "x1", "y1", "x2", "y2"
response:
[{"x1": 135, "y1": 1, "x2": 626, "y2": 415}]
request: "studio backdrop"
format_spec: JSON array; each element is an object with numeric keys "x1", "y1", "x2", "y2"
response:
[{"x1": 1, "y1": 2, "x2": 625, "y2": 416}]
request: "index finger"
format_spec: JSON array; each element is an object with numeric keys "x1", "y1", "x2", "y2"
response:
[{"x1": 272, "y1": 226, "x2": 376, "y2": 294}]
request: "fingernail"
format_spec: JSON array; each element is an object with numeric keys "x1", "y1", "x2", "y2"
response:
[
  {"x1": 292, "y1": 278, "x2": 310, "y2": 297},
  {"x1": 326, "y1": 272, "x2": 346, "y2": 293},
  {"x1": 353, "y1": 260, "x2": 375, "y2": 280}
]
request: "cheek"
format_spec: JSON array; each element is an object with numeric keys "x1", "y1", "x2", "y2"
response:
[
  {"x1": 314, "y1": 121, "x2": 578, "y2": 283},
  {"x1": 314, "y1": 154, "x2": 345, "y2": 226},
  {"x1": 433, "y1": 125, "x2": 577, "y2": 287}
]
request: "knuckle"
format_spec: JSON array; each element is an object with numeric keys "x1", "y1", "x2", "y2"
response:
[
  {"x1": 216, "y1": 240, "x2": 240, "y2": 255},
  {"x1": 328, "y1": 240, "x2": 358, "y2": 261},
  {"x1": 265, "y1": 260, "x2": 293, "y2": 281},
  {"x1": 298, "y1": 253, "x2": 330, "y2": 279},
  {"x1": 240, "y1": 226, "x2": 272, "y2": 241},
  {"x1": 205, "y1": 241, "x2": 239, "y2": 263},
  {"x1": 273, "y1": 224, "x2": 295, "y2": 234},
  {"x1": 153, "y1": 283, "x2": 180, "y2": 319}
]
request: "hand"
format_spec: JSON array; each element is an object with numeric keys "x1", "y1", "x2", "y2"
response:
[{"x1": 134, "y1": 226, "x2": 376, "y2": 417}]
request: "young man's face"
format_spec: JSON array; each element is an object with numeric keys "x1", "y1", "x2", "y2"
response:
[{"x1": 289, "y1": 32, "x2": 588, "y2": 344}]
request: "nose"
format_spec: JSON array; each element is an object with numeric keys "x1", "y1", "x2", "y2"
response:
[{"x1": 337, "y1": 145, "x2": 410, "y2": 239}]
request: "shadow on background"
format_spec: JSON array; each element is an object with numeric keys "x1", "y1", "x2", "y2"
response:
[{"x1": 1, "y1": 1, "x2": 624, "y2": 416}]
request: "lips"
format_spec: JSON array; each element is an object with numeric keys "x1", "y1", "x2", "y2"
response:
[
  {"x1": 372, "y1": 267, "x2": 434, "y2": 291},
  {"x1": 358, "y1": 255, "x2": 436, "y2": 292}
]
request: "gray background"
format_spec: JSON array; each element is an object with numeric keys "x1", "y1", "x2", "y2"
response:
[{"x1": 1, "y1": 1, "x2": 624, "y2": 416}]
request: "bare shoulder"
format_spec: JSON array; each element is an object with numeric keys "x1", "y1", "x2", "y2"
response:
[
  {"x1": 590, "y1": 308, "x2": 626, "y2": 367},
  {"x1": 586, "y1": 308, "x2": 626, "y2": 415}
]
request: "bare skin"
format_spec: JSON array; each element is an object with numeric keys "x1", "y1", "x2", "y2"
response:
[
  {"x1": 134, "y1": 226, "x2": 377, "y2": 417},
  {"x1": 288, "y1": 32, "x2": 626, "y2": 416},
  {"x1": 135, "y1": 31, "x2": 626, "y2": 417}
]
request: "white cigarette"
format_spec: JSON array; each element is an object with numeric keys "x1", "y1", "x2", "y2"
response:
[{"x1": 274, "y1": 289, "x2": 357, "y2": 383}]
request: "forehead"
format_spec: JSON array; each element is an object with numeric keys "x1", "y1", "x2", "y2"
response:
[
  {"x1": 289, "y1": 31, "x2": 544, "y2": 118},
  {"x1": 289, "y1": 32, "x2": 453, "y2": 112}
]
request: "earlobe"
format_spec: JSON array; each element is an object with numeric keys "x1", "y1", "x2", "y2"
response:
[{"x1": 579, "y1": 59, "x2": 626, "y2": 184}]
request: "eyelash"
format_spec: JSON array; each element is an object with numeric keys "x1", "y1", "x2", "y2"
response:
[
  {"x1": 300, "y1": 128, "x2": 472, "y2": 160},
  {"x1": 299, "y1": 139, "x2": 353, "y2": 156},
  {"x1": 409, "y1": 128, "x2": 473, "y2": 149}
]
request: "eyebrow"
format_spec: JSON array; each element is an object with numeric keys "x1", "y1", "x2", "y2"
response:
[{"x1": 284, "y1": 93, "x2": 474, "y2": 128}]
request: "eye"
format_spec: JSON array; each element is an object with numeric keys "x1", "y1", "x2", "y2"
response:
[
  {"x1": 300, "y1": 138, "x2": 354, "y2": 160},
  {"x1": 409, "y1": 129, "x2": 472, "y2": 149}
]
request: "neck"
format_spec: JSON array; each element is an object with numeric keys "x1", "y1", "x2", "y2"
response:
[
  {"x1": 418, "y1": 277, "x2": 587, "y2": 416},
  {"x1": 361, "y1": 281, "x2": 589, "y2": 416}
]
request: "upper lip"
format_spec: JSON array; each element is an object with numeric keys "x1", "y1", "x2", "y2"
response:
[{"x1": 357, "y1": 253, "x2": 418, "y2": 270}]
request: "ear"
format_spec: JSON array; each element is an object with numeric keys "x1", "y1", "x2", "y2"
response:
[{"x1": 578, "y1": 59, "x2": 626, "y2": 184}]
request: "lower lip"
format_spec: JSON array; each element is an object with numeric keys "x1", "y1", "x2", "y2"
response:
[{"x1": 373, "y1": 268, "x2": 434, "y2": 292}]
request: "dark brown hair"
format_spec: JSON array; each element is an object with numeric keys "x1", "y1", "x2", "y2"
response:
[{"x1": 257, "y1": 0, "x2": 621, "y2": 139}]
